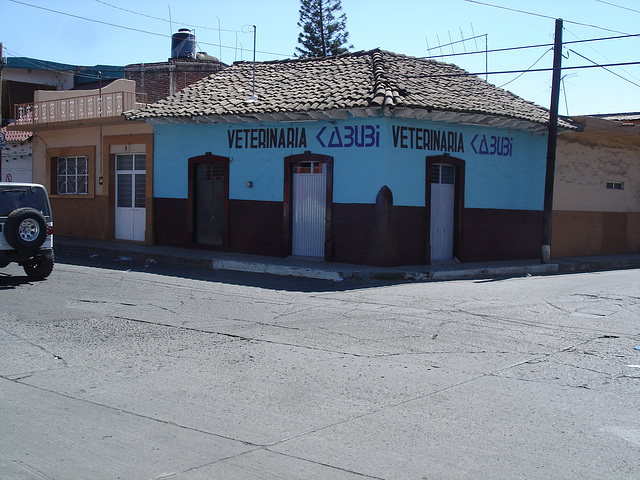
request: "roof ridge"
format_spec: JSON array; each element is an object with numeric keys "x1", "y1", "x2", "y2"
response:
[
  {"x1": 231, "y1": 48, "x2": 384, "y2": 67},
  {"x1": 370, "y1": 50, "x2": 406, "y2": 108}
]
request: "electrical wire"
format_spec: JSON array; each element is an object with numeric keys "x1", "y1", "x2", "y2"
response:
[
  {"x1": 8, "y1": 0, "x2": 290, "y2": 58},
  {"x1": 565, "y1": 29, "x2": 640, "y2": 84},
  {"x1": 595, "y1": 0, "x2": 640, "y2": 15},
  {"x1": 477, "y1": 61, "x2": 640, "y2": 77},
  {"x1": 464, "y1": 0, "x2": 631, "y2": 35},
  {"x1": 498, "y1": 48, "x2": 553, "y2": 88},
  {"x1": 422, "y1": 33, "x2": 640, "y2": 60},
  {"x1": 93, "y1": 0, "x2": 242, "y2": 33},
  {"x1": 5, "y1": 42, "x2": 640, "y2": 83},
  {"x1": 6, "y1": 0, "x2": 640, "y2": 88},
  {"x1": 567, "y1": 49, "x2": 640, "y2": 88}
]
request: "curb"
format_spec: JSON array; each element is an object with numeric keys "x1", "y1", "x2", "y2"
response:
[
  {"x1": 210, "y1": 259, "x2": 344, "y2": 281},
  {"x1": 54, "y1": 241, "x2": 640, "y2": 283}
]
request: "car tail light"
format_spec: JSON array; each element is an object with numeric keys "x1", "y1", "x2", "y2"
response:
[{"x1": 47, "y1": 225, "x2": 54, "y2": 236}]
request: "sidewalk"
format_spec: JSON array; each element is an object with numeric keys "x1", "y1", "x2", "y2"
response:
[{"x1": 55, "y1": 236, "x2": 640, "y2": 282}]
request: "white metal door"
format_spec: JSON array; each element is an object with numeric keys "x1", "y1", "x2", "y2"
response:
[
  {"x1": 430, "y1": 164, "x2": 455, "y2": 261},
  {"x1": 292, "y1": 161, "x2": 326, "y2": 257},
  {"x1": 115, "y1": 154, "x2": 146, "y2": 241}
]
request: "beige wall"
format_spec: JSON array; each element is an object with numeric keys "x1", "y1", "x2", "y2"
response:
[
  {"x1": 552, "y1": 117, "x2": 640, "y2": 256},
  {"x1": 555, "y1": 117, "x2": 640, "y2": 212}
]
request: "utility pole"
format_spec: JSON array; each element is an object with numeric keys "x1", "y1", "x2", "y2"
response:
[{"x1": 541, "y1": 18, "x2": 563, "y2": 264}]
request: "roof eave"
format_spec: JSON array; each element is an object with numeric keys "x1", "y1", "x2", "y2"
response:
[{"x1": 129, "y1": 107, "x2": 572, "y2": 133}]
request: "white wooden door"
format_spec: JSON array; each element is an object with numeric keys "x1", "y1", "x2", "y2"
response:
[
  {"x1": 430, "y1": 164, "x2": 455, "y2": 261},
  {"x1": 292, "y1": 161, "x2": 326, "y2": 257},
  {"x1": 115, "y1": 154, "x2": 146, "y2": 242}
]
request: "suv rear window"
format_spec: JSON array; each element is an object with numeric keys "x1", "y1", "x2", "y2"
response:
[{"x1": 0, "y1": 186, "x2": 51, "y2": 217}]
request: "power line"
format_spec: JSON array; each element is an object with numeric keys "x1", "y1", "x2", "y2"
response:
[
  {"x1": 464, "y1": 0, "x2": 632, "y2": 35},
  {"x1": 8, "y1": 0, "x2": 290, "y2": 58},
  {"x1": 6, "y1": 42, "x2": 640, "y2": 84},
  {"x1": 93, "y1": 0, "x2": 242, "y2": 33},
  {"x1": 8, "y1": 0, "x2": 166, "y2": 38},
  {"x1": 565, "y1": 29, "x2": 640, "y2": 84},
  {"x1": 422, "y1": 33, "x2": 640, "y2": 60},
  {"x1": 568, "y1": 49, "x2": 640, "y2": 88},
  {"x1": 595, "y1": 0, "x2": 640, "y2": 15},
  {"x1": 498, "y1": 48, "x2": 553, "y2": 88},
  {"x1": 470, "y1": 61, "x2": 640, "y2": 78}
]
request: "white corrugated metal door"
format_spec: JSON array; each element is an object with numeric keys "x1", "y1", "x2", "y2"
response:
[
  {"x1": 292, "y1": 161, "x2": 326, "y2": 257},
  {"x1": 430, "y1": 164, "x2": 455, "y2": 261}
]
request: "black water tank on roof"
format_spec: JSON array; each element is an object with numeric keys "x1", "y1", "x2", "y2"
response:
[{"x1": 171, "y1": 29, "x2": 196, "y2": 59}]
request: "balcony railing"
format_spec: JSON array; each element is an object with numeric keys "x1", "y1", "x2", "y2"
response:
[{"x1": 13, "y1": 91, "x2": 147, "y2": 125}]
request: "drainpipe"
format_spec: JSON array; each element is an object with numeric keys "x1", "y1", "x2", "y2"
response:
[{"x1": 541, "y1": 18, "x2": 563, "y2": 264}]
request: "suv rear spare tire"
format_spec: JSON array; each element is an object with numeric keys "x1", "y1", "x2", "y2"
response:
[{"x1": 4, "y1": 207, "x2": 48, "y2": 249}]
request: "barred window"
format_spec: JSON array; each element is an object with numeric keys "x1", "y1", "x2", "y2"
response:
[{"x1": 57, "y1": 156, "x2": 89, "y2": 194}]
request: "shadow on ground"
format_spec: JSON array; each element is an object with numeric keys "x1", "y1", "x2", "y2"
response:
[{"x1": 46, "y1": 251, "x2": 404, "y2": 293}]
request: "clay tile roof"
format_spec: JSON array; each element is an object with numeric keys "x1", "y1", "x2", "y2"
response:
[{"x1": 126, "y1": 49, "x2": 566, "y2": 130}]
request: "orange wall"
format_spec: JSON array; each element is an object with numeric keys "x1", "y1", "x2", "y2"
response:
[
  {"x1": 33, "y1": 120, "x2": 153, "y2": 242},
  {"x1": 552, "y1": 210, "x2": 640, "y2": 257}
]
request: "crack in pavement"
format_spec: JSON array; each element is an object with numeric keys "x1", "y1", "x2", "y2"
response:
[
  {"x1": 111, "y1": 315, "x2": 377, "y2": 358},
  {"x1": 0, "y1": 377, "x2": 263, "y2": 448},
  {"x1": 155, "y1": 447, "x2": 384, "y2": 480},
  {"x1": 0, "y1": 325, "x2": 67, "y2": 367}
]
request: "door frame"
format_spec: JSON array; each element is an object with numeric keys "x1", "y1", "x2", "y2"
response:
[
  {"x1": 188, "y1": 152, "x2": 230, "y2": 250},
  {"x1": 426, "y1": 154, "x2": 465, "y2": 264},
  {"x1": 283, "y1": 151, "x2": 333, "y2": 261}
]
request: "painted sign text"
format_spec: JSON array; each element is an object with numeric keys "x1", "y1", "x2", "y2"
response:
[
  {"x1": 471, "y1": 134, "x2": 513, "y2": 156},
  {"x1": 228, "y1": 127, "x2": 307, "y2": 149},
  {"x1": 392, "y1": 126, "x2": 464, "y2": 153},
  {"x1": 316, "y1": 125, "x2": 381, "y2": 148}
]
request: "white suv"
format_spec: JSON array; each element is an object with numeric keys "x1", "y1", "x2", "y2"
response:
[{"x1": 0, "y1": 183, "x2": 54, "y2": 280}]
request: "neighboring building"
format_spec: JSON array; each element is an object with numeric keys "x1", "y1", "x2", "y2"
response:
[
  {"x1": 553, "y1": 114, "x2": 640, "y2": 257},
  {"x1": 588, "y1": 112, "x2": 640, "y2": 126},
  {"x1": 5, "y1": 33, "x2": 227, "y2": 243},
  {"x1": 127, "y1": 49, "x2": 573, "y2": 266},
  {"x1": 1, "y1": 56, "x2": 125, "y2": 188},
  {"x1": 1, "y1": 128, "x2": 33, "y2": 182},
  {"x1": 10, "y1": 78, "x2": 153, "y2": 242},
  {"x1": 125, "y1": 54, "x2": 225, "y2": 104},
  {"x1": 1, "y1": 57, "x2": 124, "y2": 127}
]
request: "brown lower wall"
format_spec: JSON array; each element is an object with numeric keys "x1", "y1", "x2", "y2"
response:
[
  {"x1": 228, "y1": 200, "x2": 284, "y2": 257},
  {"x1": 552, "y1": 210, "x2": 640, "y2": 257},
  {"x1": 51, "y1": 195, "x2": 111, "y2": 240},
  {"x1": 153, "y1": 197, "x2": 544, "y2": 266},
  {"x1": 332, "y1": 203, "x2": 426, "y2": 266},
  {"x1": 153, "y1": 197, "x2": 190, "y2": 247},
  {"x1": 460, "y1": 208, "x2": 543, "y2": 262}
]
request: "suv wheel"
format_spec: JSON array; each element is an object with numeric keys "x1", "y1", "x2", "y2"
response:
[
  {"x1": 23, "y1": 251, "x2": 55, "y2": 280},
  {"x1": 4, "y1": 207, "x2": 48, "y2": 249}
]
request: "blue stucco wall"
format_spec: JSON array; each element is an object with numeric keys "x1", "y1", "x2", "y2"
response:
[{"x1": 153, "y1": 117, "x2": 547, "y2": 211}]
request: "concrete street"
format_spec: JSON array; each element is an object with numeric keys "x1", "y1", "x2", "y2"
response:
[{"x1": 1, "y1": 253, "x2": 639, "y2": 479}]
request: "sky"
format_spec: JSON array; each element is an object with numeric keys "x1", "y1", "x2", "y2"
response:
[{"x1": 2, "y1": 0, "x2": 639, "y2": 116}]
